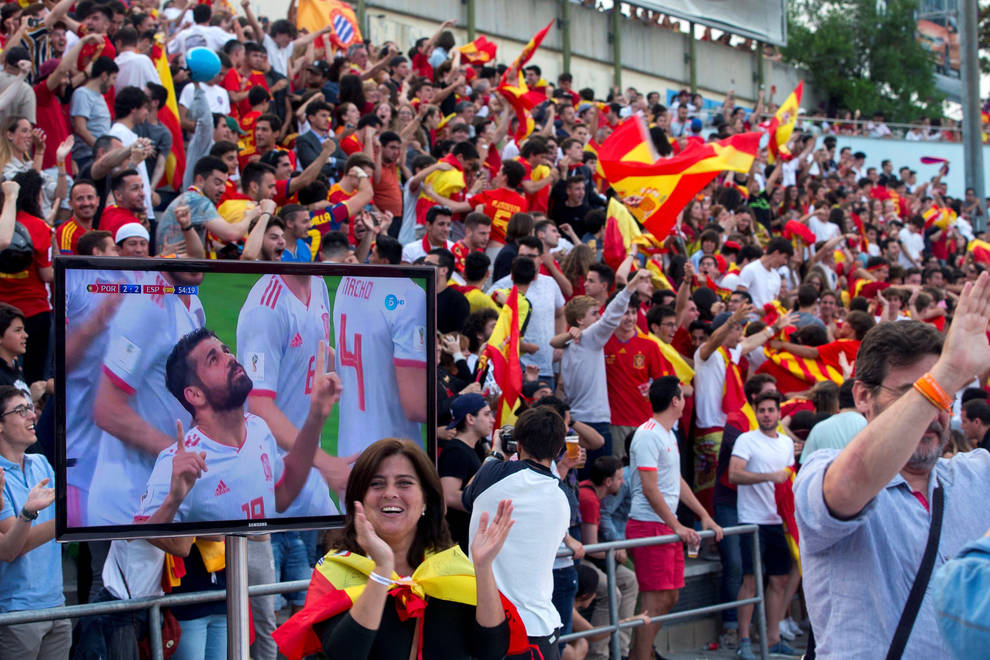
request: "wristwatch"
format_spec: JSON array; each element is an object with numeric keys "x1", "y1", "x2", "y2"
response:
[{"x1": 19, "y1": 507, "x2": 38, "y2": 521}]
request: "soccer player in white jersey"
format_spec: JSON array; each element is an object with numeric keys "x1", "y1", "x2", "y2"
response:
[
  {"x1": 236, "y1": 274, "x2": 347, "y2": 515},
  {"x1": 87, "y1": 270, "x2": 206, "y2": 526},
  {"x1": 332, "y1": 275, "x2": 429, "y2": 457},
  {"x1": 136, "y1": 328, "x2": 341, "y2": 523}
]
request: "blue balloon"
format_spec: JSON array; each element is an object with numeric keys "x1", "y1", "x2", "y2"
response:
[{"x1": 186, "y1": 47, "x2": 221, "y2": 83}]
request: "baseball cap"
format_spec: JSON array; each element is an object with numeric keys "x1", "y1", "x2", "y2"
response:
[
  {"x1": 446, "y1": 393, "x2": 488, "y2": 429},
  {"x1": 308, "y1": 60, "x2": 331, "y2": 77},
  {"x1": 710, "y1": 311, "x2": 733, "y2": 332},
  {"x1": 38, "y1": 58, "x2": 61, "y2": 81},
  {"x1": 224, "y1": 116, "x2": 247, "y2": 135},
  {"x1": 115, "y1": 222, "x2": 150, "y2": 244},
  {"x1": 521, "y1": 380, "x2": 552, "y2": 401}
]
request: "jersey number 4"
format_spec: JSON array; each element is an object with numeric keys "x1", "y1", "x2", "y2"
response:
[{"x1": 338, "y1": 314, "x2": 365, "y2": 410}]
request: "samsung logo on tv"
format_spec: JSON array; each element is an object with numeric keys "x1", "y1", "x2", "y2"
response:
[{"x1": 248, "y1": 522, "x2": 268, "y2": 528}]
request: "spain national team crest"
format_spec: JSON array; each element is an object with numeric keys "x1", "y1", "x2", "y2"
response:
[
  {"x1": 261, "y1": 453, "x2": 273, "y2": 483},
  {"x1": 633, "y1": 353, "x2": 645, "y2": 369}
]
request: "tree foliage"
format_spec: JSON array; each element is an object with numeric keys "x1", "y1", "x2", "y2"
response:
[
  {"x1": 781, "y1": 0, "x2": 945, "y2": 123},
  {"x1": 980, "y1": 4, "x2": 990, "y2": 75}
]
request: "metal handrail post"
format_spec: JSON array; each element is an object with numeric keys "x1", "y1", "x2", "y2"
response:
[
  {"x1": 606, "y1": 547, "x2": 620, "y2": 660},
  {"x1": 752, "y1": 529, "x2": 768, "y2": 660},
  {"x1": 226, "y1": 536, "x2": 250, "y2": 660},
  {"x1": 149, "y1": 603, "x2": 163, "y2": 660}
]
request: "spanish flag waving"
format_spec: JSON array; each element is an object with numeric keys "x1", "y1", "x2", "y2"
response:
[
  {"x1": 502, "y1": 19, "x2": 553, "y2": 83},
  {"x1": 767, "y1": 82, "x2": 802, "y2": 164},
  {"x1": 477, "y1": 286, "x2": 523, "y2": 427},
  {"x1": 969, "y1": 238, "x2": 990, "y2": 266},
  {"x1": 152, "y1": 42, "x2": 185, "y2": 190},
  {"x1": 459, "y1": 35, "x2": 497, "y2": 65},
  {"x1": 272, "y1": 546, "x2": 529, "y2": 659},
  {"x1": 496, "y1": 73, "x2": 538, "y2": 142},
  {"x1": 774, "y1": 467, "x2": 801, "y2": 572},
  {"x1": 598, "y1": 118, "x2": 760, "y2": 242}
]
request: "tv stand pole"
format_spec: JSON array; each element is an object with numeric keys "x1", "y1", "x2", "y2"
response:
[{"x1": 226, "y1": 535, "x2": 249, "y2": 659}]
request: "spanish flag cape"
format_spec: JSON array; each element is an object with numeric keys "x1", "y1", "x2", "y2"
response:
[
  {"x1": 774, "y1": 466, "x2": 801, "y2": 573},
  {"x1": 757, "y1": 348, "x2": 843, "y2": 396},
  {"x1": 273, "y1": 546, "x2": 530, "y2": 660}
]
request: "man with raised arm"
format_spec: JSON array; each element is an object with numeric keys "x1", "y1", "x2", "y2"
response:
[{"x1": 795, "y1": 272, "x2": 990, "y2": 659}]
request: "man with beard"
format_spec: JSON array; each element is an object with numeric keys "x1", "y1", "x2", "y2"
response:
[
  {"x1": 135, "y1": 328, "x2": 341, "y2": 523},
  {"x1": 795, "y1": 274, "x2": 990, "y2": 660},
  {"x1": 728, "y1": 390, "x2": 795, "y2": 659},
  {"x1": 56, "y1": 180, "x2": 100, "y2": 255}
]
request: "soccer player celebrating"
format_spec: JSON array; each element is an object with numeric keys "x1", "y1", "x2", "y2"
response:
[{"x1": 136, "y1": 330, "x2": 341, "y2": 523}]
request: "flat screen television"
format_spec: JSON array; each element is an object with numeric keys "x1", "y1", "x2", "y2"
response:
[{"x1": 54, "y1": 257, "x2": 436, "y2": 541}]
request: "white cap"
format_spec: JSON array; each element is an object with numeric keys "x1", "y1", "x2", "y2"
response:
[{"x1": 115, "y1": 222, "x2": 150, "y2": 244}]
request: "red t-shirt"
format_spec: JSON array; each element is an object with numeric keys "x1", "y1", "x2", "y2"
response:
[
  {"x1": 98, "y1": 205, "x2": 141, "y2": 238},
  {"x1": 272, "y1": 179, "x2": 298, "y2": 207},
  {"x1": 338, "y1": 133, "x2": 363, "y2": 155},
  {"x1": 411, "y1": 52, "x2": 433, "y2": 80},
  {"x1": 239, "y1": 110, "x2": 261, "y2": 153},
  {"x1": 34, "y1": 82, "x2": 71, "y2": 170},
  {"x1": 517, "y1": 158, "x2": 551, "y2": 214},
  {"x1": 0, "y1": 212, "x2": 53, "y2": 317},
  {"x1": 55, "y1": 218, "x2": 89, "y2": 255},
  {"x1": 577, "y1": 480, "x2": 601, "y2": 527},
  {"x1": 467, "y1": 187, "x2": 527, "y2": 244},
  {"x1": 373, "y1": 162, "x2": 402, "y2": 218},
  {"x1": 604, "y1": 333, "x2": 669, "y2": 426}
]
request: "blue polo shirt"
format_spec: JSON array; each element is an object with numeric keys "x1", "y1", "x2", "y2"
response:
[
  {"x1": 0, "y1": 452, "x2": 63, "y2": 612},
  {"x1": 281, "y1": 237, "x2": 312, "y2": 262}
]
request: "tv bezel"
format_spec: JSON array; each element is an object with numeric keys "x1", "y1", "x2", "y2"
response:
[{"x1": 54, "y1": 256, "x2": 437, "y2": 542}]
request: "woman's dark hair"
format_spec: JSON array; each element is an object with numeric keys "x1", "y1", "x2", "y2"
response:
[
  {"x1": 462, "y1": 309, "x2": 499, "y2": 353},
  {"x1": 339, "y1": 439, "x2": 453, "y2": 569},
  {"x1": 12, "y1": 169, "x2": 44, "y2": 218},
  {"x1": 337, "y1": 74, "x2": 366, "y2": 111}
]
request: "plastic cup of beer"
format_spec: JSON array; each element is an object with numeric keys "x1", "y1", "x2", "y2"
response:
[
  {"x1": 687, "y1": 538, "x2": 700, "y2": 559},
  {"x1": 565, "y1": 435, "x2": 582, "y2": 467}
]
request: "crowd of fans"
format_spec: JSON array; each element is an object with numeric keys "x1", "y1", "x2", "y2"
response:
[{"x1": 1, "y1": 0, "x2": 990, "y2": 658}]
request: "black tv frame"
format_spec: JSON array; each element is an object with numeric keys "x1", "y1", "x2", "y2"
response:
[{"x1": 54, "y1": 256, "x2": 437, "y2": 541}]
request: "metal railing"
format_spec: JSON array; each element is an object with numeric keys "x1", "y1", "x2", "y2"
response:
[
  {"x1": 555, "y1": 524, "x2": 768, "y2": 660},
  {"x1": 0, "y1": 525, "x2": 767, "y2": 660}
]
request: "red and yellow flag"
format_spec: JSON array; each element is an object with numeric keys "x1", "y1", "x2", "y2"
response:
[
  {"x1": 496, "y1": 73, "x2": 541, "y2": 142},
  {"x1": 152, "y1": 43, "x2": 185, "y2": 190},
  {"x1": 297, "y1": 0, "x2": 362, "y2": 51},
  {"x1": 459, "y1": 35, "x2": 497, "y2": 65},
  {"x1": 645, "y1": 257, "x2": 675, "y2": 292},
  {"x1": 477, "y1": 286, "x2": 523, "y2": 427},
  {"x1": 767, "y1": 82, "x2": 802, "y2": 164},
  {"x1": 719, "y1": 346, "x2": 748, "y2": 417},
  {"x1": 598, "y1": 121, "x2": 760, "y2": 243},
  {"x1": 757, "y1": 348, "x2": 843, "y2": 395},
  {"x1": 774, "y1": 466, "x2": 801, "y2": 572},
  {"x1": 272, "y1": 547, "x2": 529, "y2": 659},
  {"x1": 969, "y1": 238, "x2": 990, "y2": 266},
  {"x1": 503, "y1": 18, "x2": 553, "y2": 83}
]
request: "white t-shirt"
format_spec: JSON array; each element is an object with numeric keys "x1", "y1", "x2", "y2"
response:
[
  {"x1": 263, "y1": 34, "x2": 293, "y2": 77},
  {"x1": 898, "y1": 227, "x2": 924, "y2": 267},
  {"x1": 114, "y1": 51, "x2": 160, "y2": 91},
  {"x1": 108, "y1": 122, "x2": 155, "y2": 219},
  {"x1": 333, "y1": 276, "x2": 428, "y2": 456},
  {"x1": 693, "y1": 345, "x2": 741, "y2": 429},
  {"x1": 628, "y1": 418, "x2": 681, "y2": 522},
  {"x1": 488, "y1": 273, "x2": 565, "y2": 376},
  {"x1": 64, "y1": 269, "x2": 127, "y2": 493},
  {"x1": 87, "y1": 277, "x2": 205, "y2": 526},
  {"x1": 732, "y1": 429, "x2": 794, "y2": 525},
  {"x1": 167, "y1": 24, "x2": 235, "y2": 56},
  {"x1": 135, "y1": 414, "x2": 285, "y2": 523},
  {"x1": 236, "y1": 274, "x2": 337, "y2": 517},
  {"x1": 400, "y1": 236, "x2": 455, "y2": 264},
  {"x1": 178, "y1": 82, "x2": 231, "y2": 115},
  {"x1": 808, "y1": 215, "x2": 840, "y2": 243},
  {"x1": 739, "y1": 260, "x2": 782, "y2": 309}
]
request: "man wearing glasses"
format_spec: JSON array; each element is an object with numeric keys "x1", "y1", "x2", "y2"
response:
[
  {"x1": 0, "y1": 386, "x2": 65, "y2": 657},
  {"x1": 795, "y1": 274, "x2": 990, "y2": 658}
]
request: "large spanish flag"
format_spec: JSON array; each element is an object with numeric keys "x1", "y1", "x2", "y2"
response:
[
  {"x1": 477, "y1": 286, "x2": 523, "y2": 427},
  {"x1": 766, "y1": 82, "x2": 802, "y2": 164},
  {"x1": 756, "y1": 348, "x2": 843, "y2": 395},
  {"x1": 272, "y1": 547, "x2": 529, "y2": 659},
  {"x1": 152, "y1": 43, "x2": 185, "y2": 190},
  {"x1": 642, "y1": 331, "x2": 694, "y2": 385},
  {"x1": 297, "y1": 0, "x2": 362, "y2": 50},
  {"x1": 459, "y1": 35, "x2": 497, "y2": 65},
  {"x1": 598, "y1": 117, "x2": 760, "y2": 242},
  {"x1": 605, "y1": 196, "x2": 665, "y2": 255}
]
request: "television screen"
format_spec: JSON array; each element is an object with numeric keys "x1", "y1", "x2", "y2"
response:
[{"x1": 54, "y1": 257, "x2": 436, "y2": 541}]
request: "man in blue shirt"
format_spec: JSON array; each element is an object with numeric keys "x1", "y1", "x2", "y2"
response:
[
  {"x1": 0, "y1": 385, "x2": 65, "y2": 656},
  {"x1": 795, "y1": 273, "x2": 990, "y2": 659},
  {"x1": 280, "y1": 204, "x2": 314, "y2": 263}
]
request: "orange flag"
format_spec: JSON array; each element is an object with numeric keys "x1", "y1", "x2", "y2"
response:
[
  {"x1": 297, "y1": 0, "x2": 362, "y2": 51},
  {"x1": 598, "y1": 118, "x2": 760, "y2": 242},
  {"x1": 767, "y1": 82, "x2": 802, "y2": 164},
  {"x1": 459, "y1": 35, "x2": 497, "y2": 65},
  {"x1": 152, "y1": 43, "x2": 185, "y2": 190}
]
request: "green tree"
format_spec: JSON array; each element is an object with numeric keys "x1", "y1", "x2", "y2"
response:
[
  {"x1": 980, "y1": 4, "x2": 990, "y2": 75},
  {"x1": 781, "y1": 0, "x2": 945, "y2": 123}
]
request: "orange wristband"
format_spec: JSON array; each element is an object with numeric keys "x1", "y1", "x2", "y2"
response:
[{"x1": 913, "y1": 373, "x2": 953, "y2": 412}]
